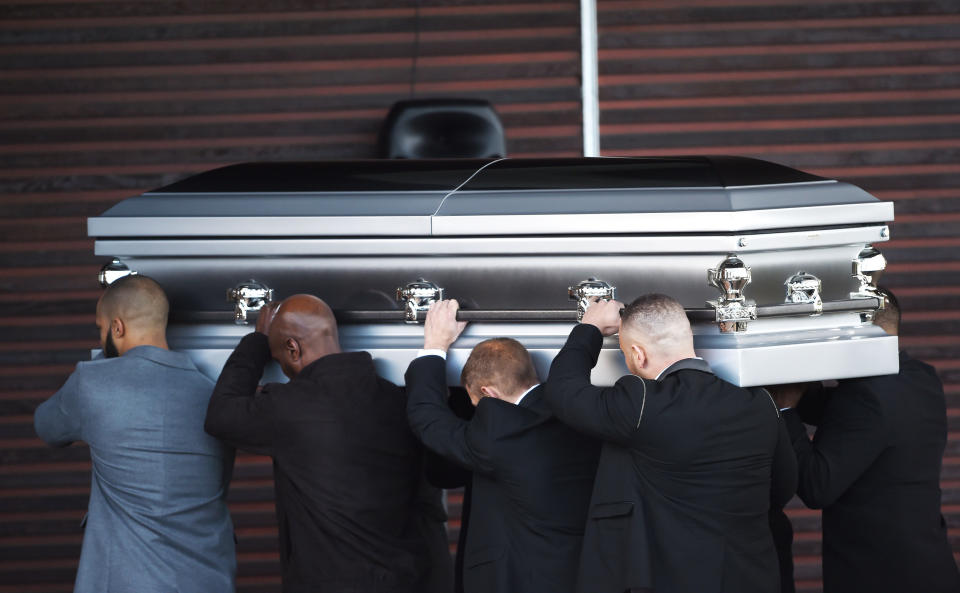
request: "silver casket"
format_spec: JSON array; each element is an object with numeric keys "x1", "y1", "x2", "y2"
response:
[{"x1": 87, "y1": 156, "x2": 898, "y2": 387}]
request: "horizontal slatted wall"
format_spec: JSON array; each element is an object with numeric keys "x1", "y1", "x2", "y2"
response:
[
  {"x1": 596, "y1": 1, "x2": 960, "y2": 591},
  {"x1": 0, "y1": 2, "x2": 581, "y2": 591}
]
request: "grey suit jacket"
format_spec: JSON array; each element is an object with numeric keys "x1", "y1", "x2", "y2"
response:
[{"x1": 35, "y1": 346, "x2": 236, "y2": 593}]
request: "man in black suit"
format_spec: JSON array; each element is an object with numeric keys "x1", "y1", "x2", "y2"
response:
[
  {"x1": 771, "y1": 288, "x2": 960, "y2": 593},
  {"x1": 405, "y1": 299, "x2": 601, "y2": 593},
  {"x1": 545, "y1": 293, "x2": 797, "y2": 593},
  {"x1": 204, "y1": 295, "x2": 435, "y2": 593}
]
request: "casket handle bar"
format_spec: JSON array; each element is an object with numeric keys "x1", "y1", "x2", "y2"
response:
[
  {"x1": 227, "y1": 280, "x2": 274, "y2": 325},
  {"x1": 172, "y1": 297, "x2": 881, "y2": 325},
  {"x1": 568, "y1": 278, "x2": 617, "y2": 321},
  {"x1": 98, "y1": 258, "x2": 136, "y2": 288},
  {"x1": 707, "y1": 254, "x2": 757, "y2": 333},
  {"x1": 396, "y1": 279, "x2": 445, "y2": 324}
]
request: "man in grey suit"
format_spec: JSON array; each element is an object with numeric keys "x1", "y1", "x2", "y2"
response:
[{"x1": 34, "y1": 275, "x2": 236, "y2": 593}]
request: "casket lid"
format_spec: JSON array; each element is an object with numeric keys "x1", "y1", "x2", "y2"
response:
[{"x1": 88, "y1": 156, "x2": 891, "y2": 238}]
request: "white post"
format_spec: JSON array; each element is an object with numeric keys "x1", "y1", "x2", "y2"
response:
[{"x1": 580, "y1": 0, "x2": 600, "y2": 157}]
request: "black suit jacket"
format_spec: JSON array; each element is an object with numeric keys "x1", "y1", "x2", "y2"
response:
[
  {"x1": 545, "y1": 324, "x2": 797, "y2": 593},
  {"x1": 785, "y1": 350, "x2": 960, "y2": 593},
  {"x1": 205, "y1": 333, "x2": 430, "y2": 593},
  {"x1": 405, "y1": 354, "x2": 601, "y2": 593}
]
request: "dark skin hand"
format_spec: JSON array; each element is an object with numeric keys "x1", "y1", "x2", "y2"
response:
[{"x1": 255, "y1": 300, "x2": 281, "y2": 336}]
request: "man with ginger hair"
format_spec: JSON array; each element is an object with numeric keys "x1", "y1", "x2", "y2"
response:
[
  {"x1": 545, "y1": 293, "x2": 797, "y2": 593},
  {"x1": 405, "y1": 299, "x2": 600, "y2": 593},
  {"x1": 205, "y1": 294, "x2": 432, "y2": 593},
  {"x1": 34, "y1": 274, "x2": 236, "y2": 593}
]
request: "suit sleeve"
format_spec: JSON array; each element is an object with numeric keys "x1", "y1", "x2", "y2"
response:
[
  {"x1": 796, "y1": 382, "x2": 829, "y2": 426},
  {"x1": 34, "y1": 367, "x2": 84, "y2": 447},
  {"x1": 543, "y1": 324, "x2": 642, "y2": 446},
  {"x1": 783, "y1": 381, "x2": 889, "y2": 509},
  {"x1": 204, "y1": 332, "x2": 275, "y2": 456},
  {"x1": 405, "y1": 355, "x2": 495, "y2": 475},
  {"x1": 770, "y1": 414, "x2": 798, "y2": 509}
]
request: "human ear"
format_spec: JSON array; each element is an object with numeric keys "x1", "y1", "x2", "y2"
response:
[
  {"x1": 112, "y1": 318, "x2": 125, "y2": 338},
  {"x1": 631, "y1": 343, "x2": 646, "y2": 370},
  {"x1": 285, "y1": 338, "x2": 301, "y2": 362},
  {"x1": 479, "y1": 385, "x2": 501, "y2": 400}
]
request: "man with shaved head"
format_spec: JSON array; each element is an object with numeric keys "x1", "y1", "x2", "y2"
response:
[
  {"x1": 545, "y1": 293, "x2": 797, "y2": 593},
  {"x1": 34, "y1": 274, "x2": 236, "y2": 593},
  {"x1": 405, "y1": 300, "x2": 600, "y2": 593},
  {"x1": 205, "y1": 294, "x2": 433, "y2": 593}
]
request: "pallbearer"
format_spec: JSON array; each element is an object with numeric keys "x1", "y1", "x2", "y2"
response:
[
  {"x1": 34, "y1": 275, "x2": 236, "y2": 593},
  {"x1": 406, "y1": 299, "x2": 601, "y2": 593},
  {"x1": 545, "y1": 294, "x2": 797, "y2": 593},
  {"x1": 205, "y1": 295, "x2": 438, "y2": 593}
]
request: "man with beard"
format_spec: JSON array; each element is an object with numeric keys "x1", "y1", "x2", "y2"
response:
[{"x1": 34, "y1": 274, "x2": 236, "y2": 593}]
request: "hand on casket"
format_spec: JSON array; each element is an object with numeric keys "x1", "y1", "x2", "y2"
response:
[
  {"x1": 581, "y1": 298, "x2": 624, "y2": 337},
  {"x1": 423, "y1": 299, "x2": 467, "y2": 351},
  {"x1": 255, "y1": 301, "x2": 281, "y2": 336}
]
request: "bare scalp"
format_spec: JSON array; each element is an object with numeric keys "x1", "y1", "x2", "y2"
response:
[{"x1": 98, "y1": 275, "x2": 169, "y2": 331}]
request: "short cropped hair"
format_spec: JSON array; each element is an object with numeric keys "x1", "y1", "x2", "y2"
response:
[
  {"x1": 874, "y1": 284, "x2": 901, "y2": 334},
  {"x1": 619, "y1": 293, "x2": 692, "y2": 349},
  {"x1": 461, "y1": 338, "x2": 539, "y2": 397},
  {"x1": 99, "y1": 274, "x2": 169, "y2": 330}
]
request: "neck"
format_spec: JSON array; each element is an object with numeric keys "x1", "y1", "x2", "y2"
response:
[
  {"x1": 119, "y1": 334, "x2": 169, "y2": 356},
  {"x1": 648, "y1": 351, "x2": 696, "y2": 379}
]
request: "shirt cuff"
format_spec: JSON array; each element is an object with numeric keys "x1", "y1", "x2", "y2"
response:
[{"x1": 417, "y1": 349, "x2": 447, "y2": 360}]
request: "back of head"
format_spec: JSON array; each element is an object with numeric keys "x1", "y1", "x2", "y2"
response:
[
  {"x1": 461, "y1": 338, "x2": 539, "y2": 399},
  {"x1": 874, "y1": 285, "x2": 901, "y2": 335},
  {"x1": 98, "y1": 274, "x2": 169, "y2": 333},
  {"x1": 619, "y1": 293, "x2": 694, "y2": 355},
  {"x1": 268, "y1": 294, "x2": 341, "y2": 376}
]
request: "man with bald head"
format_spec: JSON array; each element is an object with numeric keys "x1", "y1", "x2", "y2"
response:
[
  {"x1": 545, "y1": 293, "x2": 796, "y2": 593},
  {"x1": 34, "y1": 274, "x2": 236, "y2": 593},
  {"x1": 405, "y1": 300, "x2": 600, "y2": 593},
  {"x1": 205, "y1": 294, "x2": 432, "y2": 593}
]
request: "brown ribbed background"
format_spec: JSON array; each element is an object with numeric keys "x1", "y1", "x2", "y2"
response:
[{"x1": 0, "y1": 1, "x2": 957, "y2": 592}]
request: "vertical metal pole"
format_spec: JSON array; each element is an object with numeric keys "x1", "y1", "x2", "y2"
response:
[{"x1": 580, "y1": 0, "x2": 600, "y2": 157}]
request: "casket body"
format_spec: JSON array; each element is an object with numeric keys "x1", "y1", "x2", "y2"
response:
[{"x1": 88, "y1": 157, "x2": 897, "y2": 386}]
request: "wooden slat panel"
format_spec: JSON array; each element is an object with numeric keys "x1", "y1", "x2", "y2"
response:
[
  {"x1": 0, "y1": 1, "x2": 581, "y2": 590},
  {"x1": 597, "y1": 1, "x2": 960, "y2": 591}
]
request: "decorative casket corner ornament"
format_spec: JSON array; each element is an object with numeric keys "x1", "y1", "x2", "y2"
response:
[
  {"x1": 784, "y1": 271, "x2": 823, "y2": 316},
  {"x1": 98, "y1": 258, "x2": 136, "y2": 288},
  {"x1": 707, "y1": 254, "x2": 757, "y2": 333},
  {"x1": 227, "y1": 280, "x2": 274, "y2": 325},
  {"x1": 396, "y1": 279, "x2": 445, "y2": 324},
  {"x1": 568, "y1": 278, "x2": 617, "y2": 322},
  {"x1": 851, "y1": 244, "x2": 888, "y2": 321}
]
